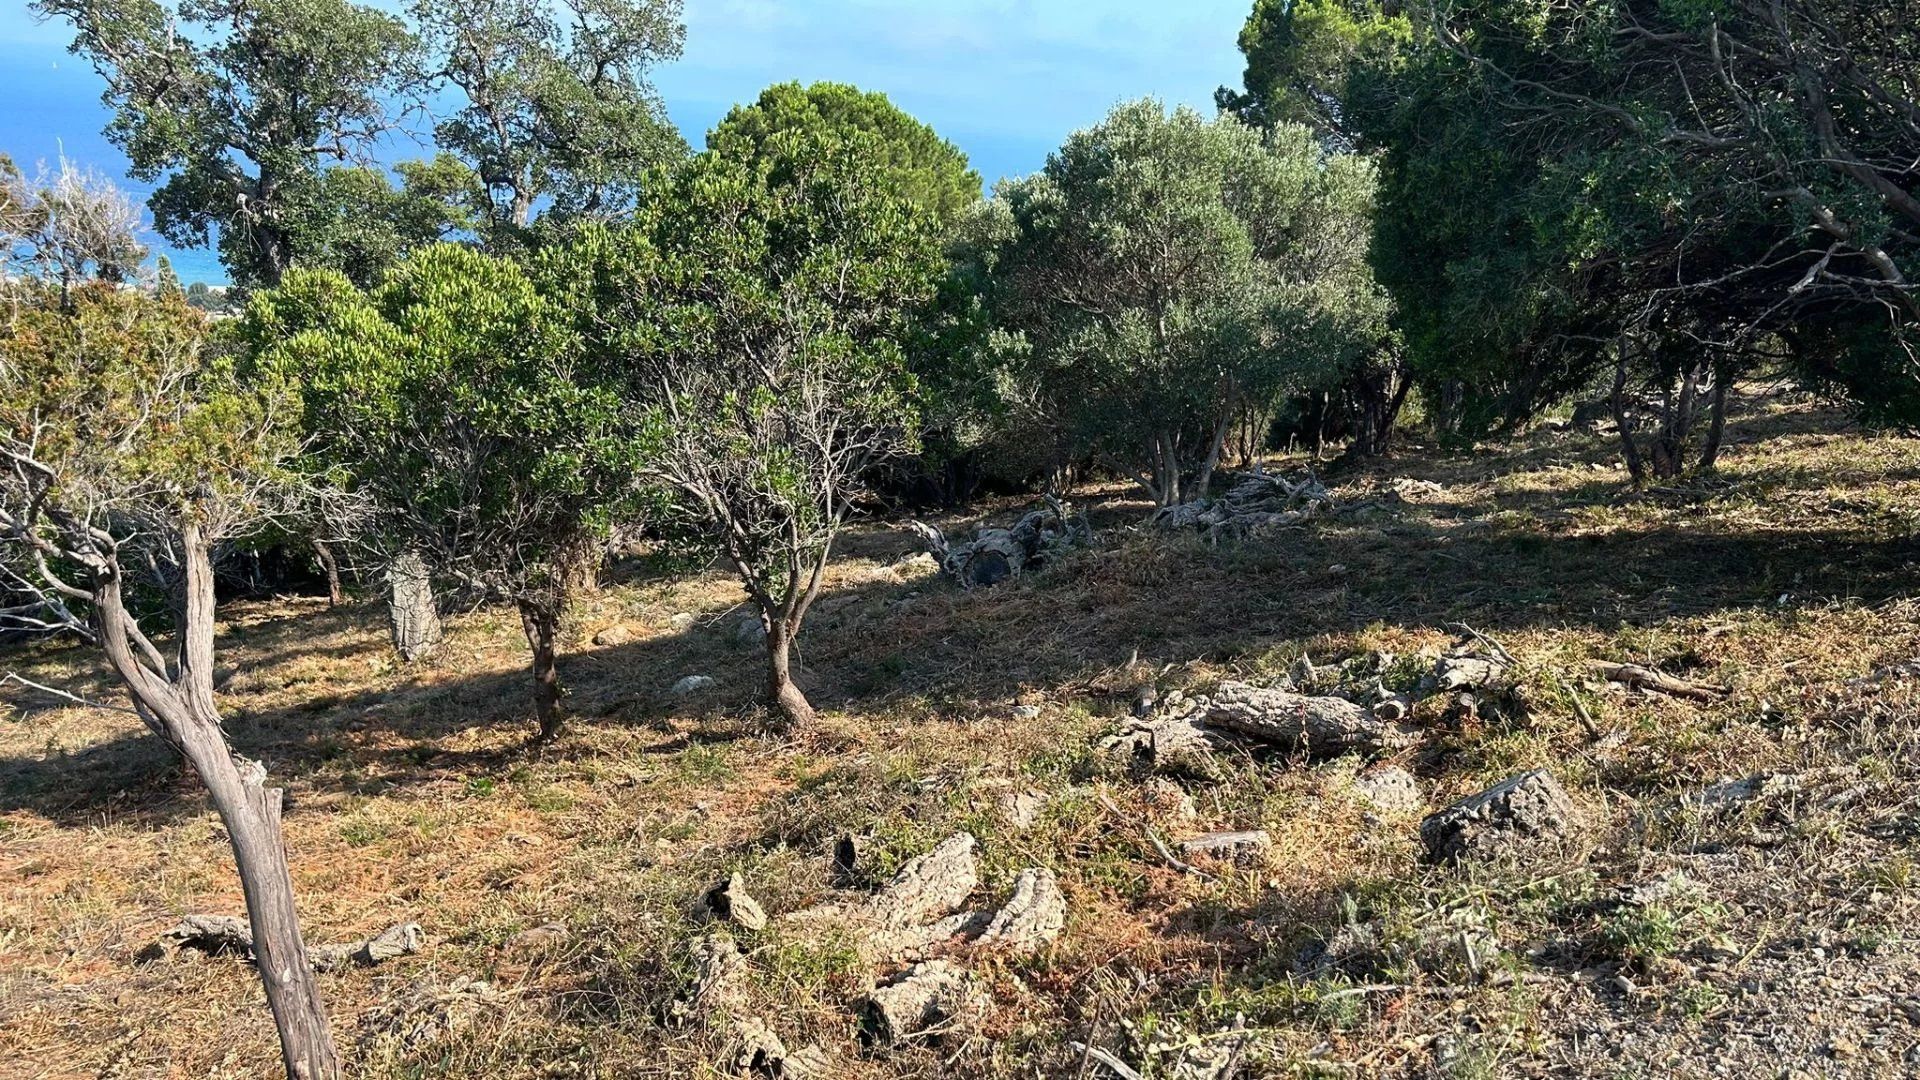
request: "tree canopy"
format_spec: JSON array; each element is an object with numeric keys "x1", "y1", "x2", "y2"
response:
[
  {"x1": 976, "y1": 100, "x2": 1386, "y2": 506},
  {"x1": 566, "y1": 110, "x2": 945, "y2": 726},
  {"x1": 244, "y1": 243, "x2": 637, "y2": 739},
  {"x1": 36, "y1": 0, "x2": 420, "y2": 287},
  {"x1": 708, "y1": 81, "x2": 982, "y2": 228},
  {"x1": 415, "y1": 0, "x2": 687, "y2": 240}
]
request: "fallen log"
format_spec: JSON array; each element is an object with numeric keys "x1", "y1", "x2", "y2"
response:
[
  {"x1": 155, "y1": 915, "x2": 424, "y2": 972},
  {"x1": 1588, "y1": 661, "x2": 1729, "y2": 701},
  {"x1": 1204, "y1": 681, "x2": 1415, "y2": 757}
]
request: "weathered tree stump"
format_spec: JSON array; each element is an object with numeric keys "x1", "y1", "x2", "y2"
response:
[
  {"x1": 1421, "y1": 770, "x2": 1577, "y2": 863},
  {"x1": 386, "y1": 549, "x2": 442, "y2": 662}
]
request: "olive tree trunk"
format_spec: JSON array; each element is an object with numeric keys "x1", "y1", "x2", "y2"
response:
[
  {"x1": 516, "y1": 597, "x2": 564, "y2": 743},
  {"x1": 764, "y1": 616, "x2": 817, "y2": 729},
  {"x1": 94, "y1": 526, "x2": 339, "y2": 1079},
  {"x1": 311, "y1": 540, "x2": 343, "y2": 607},
  {"x1": 385, "y1": 548, "x2": 441, "y2": 662}
]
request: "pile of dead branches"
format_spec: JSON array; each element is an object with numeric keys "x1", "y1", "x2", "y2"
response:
[{"x1": 1152, "y1": 471, "x2": 1335, "y2": 542}]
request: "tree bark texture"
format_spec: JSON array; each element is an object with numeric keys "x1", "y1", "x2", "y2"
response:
[
  {"x1": 385, "y1": 549, "x2": 441, "y2": 663},
  {"x1": 94, "y1": 528, "x2": 340, "y2": 1079}
]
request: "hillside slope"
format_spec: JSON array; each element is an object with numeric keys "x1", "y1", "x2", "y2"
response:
[{"x1": 4, "y1": 389, "x2": 1919, "y2": 1078}]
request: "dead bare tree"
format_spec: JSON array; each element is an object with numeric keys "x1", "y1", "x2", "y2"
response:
[{"x1": 0, "y1": 282, "x2": 341, "y2": 1079}]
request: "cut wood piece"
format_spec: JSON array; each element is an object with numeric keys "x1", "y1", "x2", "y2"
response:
[
  {"x1": 1587, "y1": 661, "x2": 1729, "y2": 701},
  {"x1": 862, "y1": 961, "x2": 981, "y2": 1048},
  {"x1": 727, "y1": 1016, "x2": 831, "y2": 1078},
  {"x1": 1429, "y1": 654, "x2": 1508, "y2": 693},
  {"x1": 975, "y1": 867, "x2": 1066, "y2": 953},
  {"x1": 1204, "y1": 682, "x2": 1415, "y2": 757},
  {"x1": 865, "y1": 833, "x2": 979, "y2": 928},
  {"x1": 1178, "y1": 830, "x2": 1273, "y2": 867},
  {"x1": 703, "y1": 873, "x2": 769, "y2": 933},
  {"x1": 675, "y1": 935, "x2": 748, "y2": 1021},
  {"x1": 866, "y1": 909, "x2": 994, "y2": 964},
  {"x1": 1105, "y1": 711, "x2": 1232, "y2": 780},
  {"x1": 159, "y1": 913, "x2": 254, "y2": 957}
]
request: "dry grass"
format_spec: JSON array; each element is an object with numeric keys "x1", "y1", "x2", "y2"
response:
[{"x1": 4, "y1": 387, "x2": 1920, "y2": 1078}]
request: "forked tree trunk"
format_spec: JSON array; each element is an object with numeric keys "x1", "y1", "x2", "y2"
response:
[
  {"x1": 311, "y1": 540, "x2": 343, "y2": 607},
  {"x1": 517, "y1": 598, "x2": 564, "y2": 743},
  {"x1": 94, "y1": 528, "x2": 339, "y2": 1079},
  {"x1": 765, "y1": 617, "x2": 817, "y2": 729},
  {"x1": 385, "y1": 549, "x2": 441, "y2": 662}
]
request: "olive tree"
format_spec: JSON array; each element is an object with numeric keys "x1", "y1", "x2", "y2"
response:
[
  {"x1": 414, "y1": 0, "x2": 687, "y2": 240},
  {"x1": 0, "y1": 282, "x2": 340, "y2": 1078},
  {"x1": 575, "y1": 120, "x2": 942, "y2": 728},
  {"x1": 981, "y1": 101, "x2": 1386, "y2": 507},
  {"x1": 36, "y1": 0, "x2": 418, "y2": 286},
  {"x1": 245, "y1": 244, "x2": 636, "y2": 742}
]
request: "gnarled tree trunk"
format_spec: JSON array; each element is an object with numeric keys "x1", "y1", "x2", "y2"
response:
[
  {"x1": 765, "y1": 616, "x2": 817, "y2": 729},
  {"x1": 95, "y1": 528, "x2": 339, "y2": 1080},
  {"x1": 385, "y1": 548, "x2": 441, "y2": 662}
]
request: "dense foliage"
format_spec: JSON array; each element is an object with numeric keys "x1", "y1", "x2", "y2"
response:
[
  {"x1": 245, "y1": 245, "x2": 637, "y2": 739},
  {"x1": 1224, "y1": 0, "x2": 1920, "y2": 452},
  {"x1": 564, "y1": 118, "x2": 944, "y2": 725},
  {"x1": 972, "y1": 101, "x2": 1385, "y2": 506}
]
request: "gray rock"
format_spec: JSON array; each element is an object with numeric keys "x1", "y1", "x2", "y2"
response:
[
  {"x1": 998, "y1": 789, "x2": 1047, "y2": 830},
  {"x1": 1352, "y1": 765, "x2": 1422, "y2": 814},
  {"x1": 670, "y1": 674, "x2": 718, "y2": 696},
  {"x1": 1421, "y1": 769, "x2": 1577, "y2": 863}
]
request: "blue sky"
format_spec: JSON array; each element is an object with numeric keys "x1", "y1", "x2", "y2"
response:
[{"x1": 1, "y1": 1, "x2": 1252, "y2": 283}]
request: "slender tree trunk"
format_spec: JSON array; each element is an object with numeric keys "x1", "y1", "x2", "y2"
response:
[
  {"x1": 517, "y1": 598, "x2": 563, "y2": 743},
  {"x1": 764, "y1": 618, "x2": 816, "y2": 729},
  {"x1": 1611, "y1": 346, "x2": 1649, "y2": 484},
  {"x1": 311, "y1": 540, "x2": 343, "y2": 607},
  {"x1": 1698, "y1": 375, "x2": 1732, "y2": 472},
  {"x1": 385, "y1": 549, "x2": 441, "y2": 663},
  {"x1": 94, "y1": 533, "x2": 340, "y2": 1080}
]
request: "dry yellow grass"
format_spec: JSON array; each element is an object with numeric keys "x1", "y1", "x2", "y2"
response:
[{"x1": 4, "y1": 388, "x2": 1919, "y2": 1078}]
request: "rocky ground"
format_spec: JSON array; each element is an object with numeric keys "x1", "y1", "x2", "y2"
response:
[{"x1": 4, "y1": 388, "x2": 1919, "y2": 1079}]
